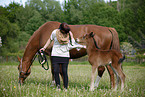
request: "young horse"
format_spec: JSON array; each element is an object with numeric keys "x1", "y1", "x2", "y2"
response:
[
  {"x1": 18, "y1": 21, "x2": 120, "y2": 88},
  {"x1": 77, "y1": 32, "x2": 125, "y2": 91}
]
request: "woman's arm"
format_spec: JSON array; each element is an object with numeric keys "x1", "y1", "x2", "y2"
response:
[
  {"x1": 68, "y1": 31, "x2": 86, "y2": 50},
  {"x1": 40, "y1": 38, "x2": 52, "y2": 51},
  {"x1": 43, "y1": 38, "x2": 52, "y2": 49}
]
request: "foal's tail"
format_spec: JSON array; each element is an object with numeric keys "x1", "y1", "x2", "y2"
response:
[{"x1": 118, "y1": 55, "x2": 125, "y2": 64}]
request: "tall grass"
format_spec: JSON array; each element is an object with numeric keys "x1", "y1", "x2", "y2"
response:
[{"x1": 0, "y1": 62, "x2": 145, "y2": 97}]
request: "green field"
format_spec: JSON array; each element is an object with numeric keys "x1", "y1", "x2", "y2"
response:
[{"x1": 0, "y1": 62, "x2": 145, "y2": 97}]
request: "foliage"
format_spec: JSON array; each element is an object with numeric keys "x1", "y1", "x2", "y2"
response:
[
  {"x1": 24, "y1": 10, "x2": 45, "y2": 35},
  {"x1": 0, "y1": 16, "x2": 20, "y2": 56},
  {"x1": 4, "y1": 2, "x2": 23, "y2": 23},
  {"x1": 120, "y1": 42, "x2": 134, "y2": 55},
  {"x1": 136, "y1": 54, "x2": 145, "y2": 59},
  {"x1": 136, "y1": 49, "x2": 145, "y2": 55},
  {"x1": 17, "y1": 31, "x2": 31, "y2": 49},
  {"x1": 15, "y1": 5, "x2": 35, "y2": 31},
  {"x1": 26, "y1": 0, "x2": 64, "y2": 22},
  {"x1": 128, "y1": 29, "x2": 145, "y2": 49}
]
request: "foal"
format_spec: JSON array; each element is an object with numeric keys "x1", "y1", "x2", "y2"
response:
[{"x1": 78, "y1": 32, "x2": 125, "y2": 91}]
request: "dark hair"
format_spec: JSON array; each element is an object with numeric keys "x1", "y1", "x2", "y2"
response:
[
  {"x1": 59, "y1": 22, "x2": 73, "y2": 45},
  {"x1": 59, "y1": 22, "x2": 70, "y2": 34}
]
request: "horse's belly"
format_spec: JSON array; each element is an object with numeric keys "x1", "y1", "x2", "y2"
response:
[{"x1": 69, "y1": 48, "x2": 87, "y2": 59}]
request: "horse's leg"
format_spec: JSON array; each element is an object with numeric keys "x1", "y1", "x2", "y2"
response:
[
  {"x1": 90, "y1": 65, "x2": 97, "y2": 91},
  {"x1": 94, "y1": 66, "x2": 105, "y2": 88},
  {"x1": 109, "y1": 63, "x2": 120, "y2": 90},
  {"x1": 106, "y1": 65, "x2": 115, "y2": 89},
  {"x1": 115, "y1": 65, "x2": 125, "y2": 90}
]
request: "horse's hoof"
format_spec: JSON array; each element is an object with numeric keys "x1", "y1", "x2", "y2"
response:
[
  {"x1": 18, "y1": 80, "x2": 23, "y2": 85},
  {"x1": 112, "y1": 88, "x2": 117, "y2": 91},
  {"x1": 89, "y1": 88, "x2": 94, "y2": 91}
]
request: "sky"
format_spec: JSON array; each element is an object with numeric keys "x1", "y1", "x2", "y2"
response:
[{"x1": 0, "y1": 0, "x2": 117, "y2": 7}]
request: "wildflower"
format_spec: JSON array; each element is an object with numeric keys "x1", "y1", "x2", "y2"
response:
[
  {"x1": 14, "y1": 86, "x2": 16, "y2": 88},
  {"x1": 3, "y1": 88, "x2": 5, "y2": 91},
  {"x1": 118, "y1": 96, "x2": 120, "y2": 97},
  {"x1": 129, "y1": 89, "x2": 131, "y2": 91}
]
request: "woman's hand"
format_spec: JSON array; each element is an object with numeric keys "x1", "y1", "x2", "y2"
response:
[
  {"x1": 83, "y1": 45, "x2": 86, "y2": 49},
  {"x1": 39, "y1": 48, "x2": 45, "y2": 52}
]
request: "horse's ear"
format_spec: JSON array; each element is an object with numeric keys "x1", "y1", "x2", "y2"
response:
[
  {"x1": 90, "y1": 32, "x2": 94, "y2": 37},
  {"x1": 17, "y1": 56, "x2": 21, "y2": 62},
  {"x1": 83, "y1": 33, "x2": 87, "y2": 38}
]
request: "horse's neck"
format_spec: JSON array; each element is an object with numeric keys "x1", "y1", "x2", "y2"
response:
[
  {"x1": 86, "y1": 39, "x2": 98, "y2": 56},
  {"x1": 22, "y1": 45, "x2": 38, "y2": 65}
]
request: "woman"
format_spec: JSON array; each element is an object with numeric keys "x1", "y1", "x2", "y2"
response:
[{"x1": 40, "y1": 22, "x2": 85, "y2": 91}]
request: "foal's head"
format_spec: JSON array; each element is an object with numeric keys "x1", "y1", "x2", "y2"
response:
[
  {"x1": 76, "y1": 32, "x2": 95, "y2": 43},
  {"x1": 76, "y1": 32, "x2": 100, "y2": 49},
  {"x1": 84, "y1": 32, "x2": 95, "y2": 40}
]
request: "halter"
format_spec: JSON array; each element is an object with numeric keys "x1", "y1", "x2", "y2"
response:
[
  {"x1": 19, "y1": 58, "x2": 29, "y2": 78},
  {"x1": 19, "y1": 50, "x2": 49, "y2": 78}
]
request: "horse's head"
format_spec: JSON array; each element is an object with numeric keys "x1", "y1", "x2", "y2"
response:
[
  {"x1": 17, "y1": 56, "x2": 31, "y2": 85},
  {"x1": 76, "y1": 32, "x2": 95, "y2": 43}
]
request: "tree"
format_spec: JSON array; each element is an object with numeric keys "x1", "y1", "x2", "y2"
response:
[
  {"x1": 5, "y1": 2, "x2": 23, "y2": 23},
  {"x1": 17, "y1": 31, "x2": 31, "y2": 49},
  {"x1": 26, "y1": 0, "x2": 64, "y2": 22},
  {"x1": 0, "y1": 6, "x2": 8, "y2": 16},
  {"x1": 0, "y1": 16, "x2": 20, "y2": 56},
  {"x1": 15, "y1": 5, "x2": 35, "y2": 31},
  {"x1": 25, "y1": 10, "x2": 45, "y2": 35}
]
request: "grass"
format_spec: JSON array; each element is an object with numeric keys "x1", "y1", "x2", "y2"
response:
[{"x1": 0, "y1": 62, "x2": 145, "y2": 97}]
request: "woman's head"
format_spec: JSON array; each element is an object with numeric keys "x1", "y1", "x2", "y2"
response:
[{"x1": 59, "y1": 22, "x2": 70, "y2": 34}]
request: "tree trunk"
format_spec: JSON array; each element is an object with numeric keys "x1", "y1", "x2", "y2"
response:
[{"x1": 117, "y1": 0, "x2": 121, "y2": 12}]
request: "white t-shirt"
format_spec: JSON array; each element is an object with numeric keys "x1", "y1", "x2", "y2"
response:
[{"x1": 50, "y1": 29, "x2": 84, "y2": 57}]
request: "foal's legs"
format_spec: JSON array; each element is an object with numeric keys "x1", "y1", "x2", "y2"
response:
[
  {"x1": 90, "y1": 65, "x2": 97, "y2": 91},
  {"x1": 106, "y1": 65, "x2": 115, "y2": 89},
  {"x1": 115, "y1": 65, "x2": 125, "y2": 90},
  {"x1": 111, "y1": 64, "x2": 125, "y2": 90},
  {"x1": 94, "y1": 66, "x2": 105, "y2": 88}
]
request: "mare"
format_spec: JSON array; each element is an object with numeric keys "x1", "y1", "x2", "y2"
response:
[
  {"x1": 77, "y1": 32, "x2": 125, "y2": 91},
  {"x1": 17, "y1": 21, "x2": 120, "y2": 89}
]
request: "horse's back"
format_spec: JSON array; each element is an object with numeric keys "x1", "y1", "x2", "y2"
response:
[
  {"x1": 38, "y1": 21, "x2": 61, "y2": 47},
  {"x1": 25, "y1": 21, "x2": 120, "y2": 58}
]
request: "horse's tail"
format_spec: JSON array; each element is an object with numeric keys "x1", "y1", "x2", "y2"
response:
[
  {"x1": 108, "y1": 28, "x2": 120, "y2": 52},
  {"x1": 118, "y1": 55, "x2": 125, "y2": 64}
]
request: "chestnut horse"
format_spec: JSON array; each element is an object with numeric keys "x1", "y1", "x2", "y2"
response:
[
  {"x1": 18, "y1": 21, "x2": 120, "y2": 89},
  {"x1": 77, "y1": 32, "x2": 125, "y2": 91}
]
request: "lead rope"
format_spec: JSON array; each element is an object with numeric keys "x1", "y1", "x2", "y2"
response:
[
  {"x1": 31, "y1": 50, "x2": 49, "y2": 71},
  {"x1": 37, "y1": 50, "x2": 49, "y2": 70}
]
